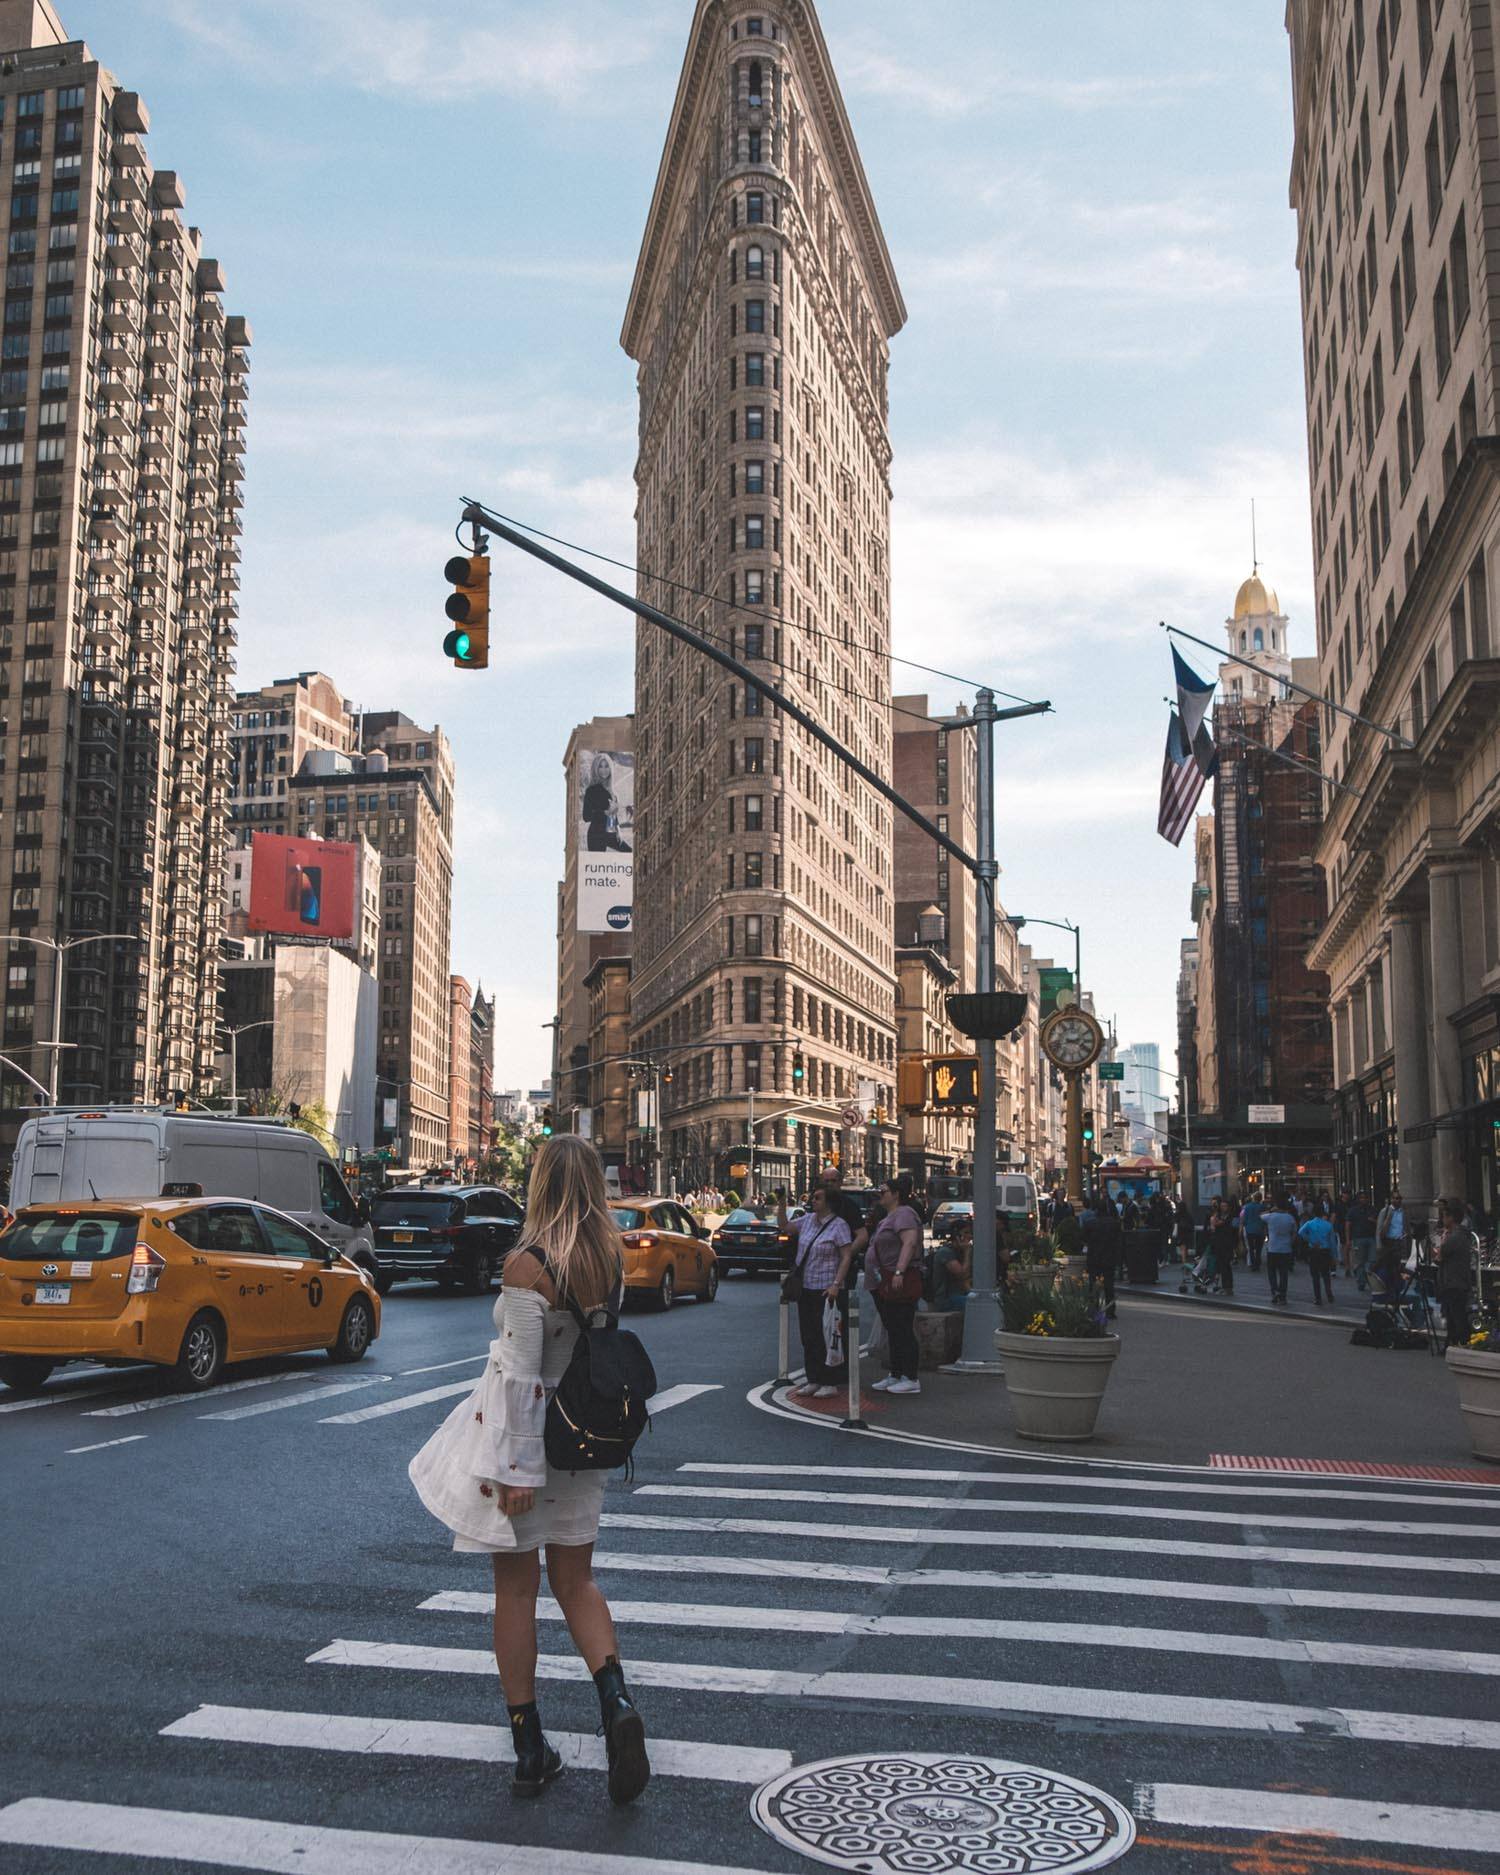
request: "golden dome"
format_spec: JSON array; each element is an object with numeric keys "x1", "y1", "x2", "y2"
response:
[{"x1": 1233, "y1": 571, "x2": 1279, "y2": 619}]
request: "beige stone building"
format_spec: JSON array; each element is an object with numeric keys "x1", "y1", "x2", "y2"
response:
[
  {"x1": 555, "y1": 713, "x2": 634, "y2": 1130},
  {"x1": 622, "y1": 0, "x2": 905, "y2": 1194},
  {"x1": 290, "y1": 714, "x2": 454, "y2": 1169},
  {"x1": 228, "y1": 670, "x2": 354, "y2": 841},
  {"x1": 1191, "y1": 814, "x2": 1220, "y2": 1120},
  {"x1": 447, "y1": 974, "x2": 471, "y2": 1163},
  {"x1": 584, "y1": 955, "x2": 634, "y2": 1180},
  {"x1": 893, "y1": 929, "x2": 972, "y2": 1189},
  {"x1": 1288, "y1": 0, "x2": 1500, "y2": 1214},
  {"x1": 468, "y1": 984, "x2": 493, "y2": 1163},
  {"x1": 0, "y1": 0, "x2": 248, "y2": 1137}
]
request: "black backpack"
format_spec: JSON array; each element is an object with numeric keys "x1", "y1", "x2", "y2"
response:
[{"x1": 543, "y1": 1270, "x2": 658, "y2": 1475}]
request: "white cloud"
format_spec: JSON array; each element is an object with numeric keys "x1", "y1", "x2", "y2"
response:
[
  {"x1": 157, "y1": 0, "x2": 673, "y2": 106},
  {"x1": 842, "y1": 44, "x2": 1215, "y2": 116}
]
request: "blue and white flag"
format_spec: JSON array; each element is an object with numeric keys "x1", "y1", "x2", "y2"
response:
[{"x1": 1172, "y1": 644, "x2": 1217, "y2": 777}]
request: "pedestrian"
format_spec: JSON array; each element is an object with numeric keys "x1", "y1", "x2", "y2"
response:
[
  {"x1": 783, "y1": 1183, "x2": 854, "y2": 1399},
  {"x1": 1434, "y1": 1197, "x2": 1475, "y2": 1349},
  {"x1": 1374, "y1": 1188, "x2": 1408, "y2": 1295},
  {"x1": 1297, "y1": 1206, "x2": 1338, "y2": 1305},
  {"x1": 1345, "y1": 1190, "x2": 1377, "y2": 1290},
  {"x1": 1239, "y1": 1191, "x2": 1266, "y2": 1273},
  {"x1": 1173, "y1": 1194, "x2": 1194, "y2": 1265},
  {"x1": 407, "y1": 1134, "x2": 650, "y2": 1807},
  {"x1": 867, "y1": 1173, "x2": 924, "y2": 1395},
  {"x1": 1263, "y1": 1191, "x2": 1298, "y2": 1305},
  {"x1": 1082, "y1": 1191, "x2": 1121, "y2": 1317},
  {"x1": 1209, "y1": 1199, "x2": 1238, "y2": 1295},
  {"x1": 1333, "y1": 1189, "x2": 1352, "y2": 1272},
  {"x1": 933, "y1": 1215, "x2": 973, "y2": 1311}
]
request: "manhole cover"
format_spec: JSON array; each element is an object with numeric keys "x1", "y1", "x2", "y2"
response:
[{"x1": 751, "y1": 1753, "x2": 1136, "y2": 1874}]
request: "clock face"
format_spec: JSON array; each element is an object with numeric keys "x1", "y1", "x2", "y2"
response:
[{"x1": 1043, "y1": 1011, "x2": 1101, "y2": 1070}]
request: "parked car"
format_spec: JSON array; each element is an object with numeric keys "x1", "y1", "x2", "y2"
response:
[
  {"x1": 366, "y1": 1185, "x2": 524, "y2": 1294},
  {"x1": 0, "y1": 1198, "x2": 379, "y2": 1396},
  {"x1": 713, "y1": 1206, "x2": 785, "y2": 1276},
  {"x1": 610, "y1": 1198, "x2": 718, "y2": 1309},
  {"x1": 7, "y1": 1108, "x2": 376, "y2": 1272},
  {"x1": 931, "y1": 1200, "x2": 974, "y2": 1242}
]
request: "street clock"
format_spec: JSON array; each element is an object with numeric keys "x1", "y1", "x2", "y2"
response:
[{"x1": 1040, "y1": 1006, "x2": 1104, "y2": 1073}]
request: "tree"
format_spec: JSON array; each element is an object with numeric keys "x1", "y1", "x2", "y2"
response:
[{"x1": 479, "y1": 1122, "x2": 530, "y2": 1191}]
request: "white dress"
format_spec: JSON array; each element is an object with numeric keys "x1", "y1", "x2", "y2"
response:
[{"x1": 408, "y1": 1284, "x2": 607, "y2": 1554}]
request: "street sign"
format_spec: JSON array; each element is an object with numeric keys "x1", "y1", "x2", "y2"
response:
[
  {"x1": 1098, "y1": 1061, "x2": 1125, "y2": 1081},
  {"x1": 929, "y1": 1055, "x2": 980, "y2": 1109},
  {"x1": 839, "y1": 1103, "x2": 863, "y2": 1129},
  {"x1": 1247, "y1": 1103, "x2": 1286, "y2": 1125}
]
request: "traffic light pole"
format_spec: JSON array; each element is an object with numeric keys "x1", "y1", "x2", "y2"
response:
[{"x1": 461, "y1": 502, "x2": 1048, "y2": 1367}]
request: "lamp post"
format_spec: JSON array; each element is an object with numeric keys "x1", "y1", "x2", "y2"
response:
[
  {"x1": 0, "y1": 931, "x2": 140, "y2": 1103},
  {"x1": 1007, "y1": 914, "x2": 1081, "y2": 999},
  {"x1": 0, "y1": 1050, "x2": 51, "y2": 1102},
  {"x1": 1134, "y1": 1060, "x2": 1192, "y2": 1152},
  {"x1": 221, "y1": 1018, "x2": 274, "y2": 1114}
]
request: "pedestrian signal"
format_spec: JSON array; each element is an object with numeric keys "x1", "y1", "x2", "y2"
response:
[
  {"x1": 443, "y1": 554, "x2": 490, "y2": 669},
  {"x1": 929, "y1": 1055, "x2": 979, "y2": 1109}
]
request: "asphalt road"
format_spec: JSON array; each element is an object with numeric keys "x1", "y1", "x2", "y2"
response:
[{"x1": 3, "y1": 1271, "x2": 1499, "y2": 1875}]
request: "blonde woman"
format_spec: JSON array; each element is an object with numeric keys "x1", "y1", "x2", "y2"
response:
[{"x1": 410, "y1": 1135, "x2": 649, "y2": 1806}]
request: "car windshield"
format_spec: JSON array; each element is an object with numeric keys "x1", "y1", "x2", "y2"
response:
[
  {"x1": 0, "y1": 1212, "x2": 140, "y2": 1261},
  {"x1": 370, "y1": 1193, "x2": 459, "y2": 1223},
  {"x1": 724, "y1": 1209, "x2": 765, "y2": 1226}
]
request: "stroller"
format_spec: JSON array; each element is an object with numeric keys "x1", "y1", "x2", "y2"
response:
[
  {"x1": 1179, "y1": 1235, "x2": 1226, "y2": 1296},
  {"x1": 1351, "y1": 1258, "x2": 1439, "y2": 1353}
]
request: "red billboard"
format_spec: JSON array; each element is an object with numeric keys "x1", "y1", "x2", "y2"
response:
[{"x1": 247, "y1": 834, "x2": 357, "y2": 942}]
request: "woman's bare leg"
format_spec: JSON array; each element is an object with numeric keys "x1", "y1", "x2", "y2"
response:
[
  {"x1": 545, "y1": 1541, "x2": 619, "y2": 1672},
  {"x1": 490, "y1": 1548, "x2": 542, "y2": 1702}
]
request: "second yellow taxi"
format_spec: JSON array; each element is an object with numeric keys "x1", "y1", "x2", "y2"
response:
[{"x1": 610, "y1": 1198, "x2": 719, "y2": 1309}]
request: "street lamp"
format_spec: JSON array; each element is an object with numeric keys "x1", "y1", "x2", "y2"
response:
[
  {"x1": 0, "y1": 1050, "x2": 51, "y2": 1103},
  {"x1": 1006, "y1": 914, "x2": 1081, "y2": 997},
  {"x1": 0, "y1": 931, "x2": 141, "y2": 1103},
  {"x1": 218, "y1": 1019, "x2": 274, "y2": 1115},
  {"x1": 1131, "y1": 1060, "x2": 1192, "y2": 1152}
]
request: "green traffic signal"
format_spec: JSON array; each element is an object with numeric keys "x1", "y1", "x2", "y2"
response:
[{"x1": 444, "y1": 628, "x2": 471, "y2": 660}]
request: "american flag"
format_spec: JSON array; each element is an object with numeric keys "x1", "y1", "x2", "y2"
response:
[{"x1": 1158, "y1": 708, "x2": 1208, "y2": 845}]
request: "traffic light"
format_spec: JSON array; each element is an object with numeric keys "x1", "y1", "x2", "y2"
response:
[
  {"x1": 540, "y1": 1105, "x2": 554, "y2": 1137},
  {"x1": 792, "y1": 1049, "x2": 805, "y2": 1085},
  {"x1": 1082, "y1": 1110, "x2": 1095, "y2": 1144},
  {"x1": 443, "y1": 554, "x2": 490, "y2": 669},
  {"x1": 662, "y1": 1066, "x2": 674, "y2": 1085}
]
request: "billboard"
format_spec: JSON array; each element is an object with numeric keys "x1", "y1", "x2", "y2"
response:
[
  {"x1": 577, "y1": 748, "x2": 634, "y2": 934},
  {"x1": 248, "y1": 833, "x2": 358, "y2": 942},
  {"x1": 1038, "y1": 968, "x2": 1075, "y2": 1019}
]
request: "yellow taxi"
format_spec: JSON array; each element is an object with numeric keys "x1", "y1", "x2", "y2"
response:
[
  {"x1": 610, "y1": 1198, "x2": 719, "y2": 1309},
  {"x1": 0, "y1": 1197, "x2": 380, "y2": 1396}
]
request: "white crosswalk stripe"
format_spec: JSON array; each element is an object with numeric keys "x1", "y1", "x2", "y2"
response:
[
  {"x1": 12, "y1": 1439, "x2": 1500, "y2": 1870},
  {"x1": 200, "y1": 1375, "x2": 391, "y2": 1420}
]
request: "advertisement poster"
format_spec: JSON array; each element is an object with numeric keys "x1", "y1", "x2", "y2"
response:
[
  {"x1": 1038, "y1": 968, "x2": 1075, "y2": 1019},
  {"x1": 577, "y1": 749, "x2": 634, "y2": 934},
  {"x1": 248, "y1": 833, "x2": 358, "y2": 942}
]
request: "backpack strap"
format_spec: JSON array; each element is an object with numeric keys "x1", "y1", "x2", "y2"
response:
[{"x1": 512, "y1": 1242, "x2": 619, "y2": 1333}]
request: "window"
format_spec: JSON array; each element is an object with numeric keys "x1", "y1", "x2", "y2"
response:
[
  {"x1": 16, "y1": 92, "x2": 42, "y2": 117},
  {"x1": 1434, "y1": 268, "x2": 1452, "y2": 382},
  {"x1": 1410, "y1": 351, "x2": 1425, "y2": 461},
  {"x1": 49, "y1": 188, "x2": 77, "y2": 215},
  {"x1": 1440, "y1": 45, "x2": 1460, "y2": 172},
  {"x1": 746, "y1": 191, "x2": 764, "y2": 224},
  {"x1": 1469, "y1": 552, "x2": 1490, "y2": 657},
  {"x1": 745, "y1": 405, "x2": 765, "y2": 439},
  {"x1": 744, "y1": 977, "x2": 762, "y2": 1023},
  {"x1": 747, "y1": 129, "x2": 762, "y2": 164},
  {"x1": 1417, "y1": 0, "x2": 1434, "y2": 74},
  {"x1": 745, "y1": 243, "x2": 764, "y2": 278},
  {"x1": 744, "y1": 852, "x2": 763, "y2": 888},
  {"x1": 745, "y1": 297, "x2": 765, "y2": 332},
  {"x1": 1398, "y1": 402, "x2": 1412, "y2": 491},
  {"x1": 1382, "y1": 130, "x2": 1397, "y2": 226},
  {"x1": 745, "y1": 914, "x2": 763, "y2": 956},
  {"x1": 744, "y1": 682, "x2": 763, "y2": 715},
  {"x1": 260, "y1": 1211, "x2": 329, "y2": 1260},
  {"x1": 744, "y1": 513, "x2": 764, "y2": 549},
  {"x1": 748, "y1": 60, "x2": 763, "y2": 105},
  {"x1": 747, "y1": 16, "x2": 764, "y2": 33},
  {"x1": 1395, "y1": 75, "x2": 1409, "y2": 174},
  {"x1": 1451, "y1": 590, "x2": 1468, "y2": 667},
  {"x1": 1460, "y1": 375, "x2": 1477, "y2": 448},
  {"x1": 1450, "y1": 211, "x2": 1470, "y2": 335},
  {"x1": 1425, "y1": 112, "x2": 1443, "y2": 230},
  {"x1": 745, "y1": 351, "x2": 765, "y2": 386},
  {"x1": 744, "y1": 568, "x2": 764, "y2": 603},
  {"x1": 744, "y1": 620, "x2": 764, "y2": 657},
  {"x1": 744, "y1": 737, "x2": 764, "y2": 773},
  {"x1": 1389, "y1": 266, "x2": 1404, "y2": 359},
  {"x1": 56, "y1": 86, "x2": 84, "y2": 111},
  {"x1": 1402, "y1": 212, "x2": 1417, "y2": 316},
  {"x1": 745, "y1": 458, "x2": 764, "y2": 493},
  {"x1": 744, "y1": 793, "x2": 764, "y2": 832}
]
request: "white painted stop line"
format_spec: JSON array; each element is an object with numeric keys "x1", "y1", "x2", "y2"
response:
[{"x1": 1135, "y1": 1782, "x2": 1500, "y2": 1856}]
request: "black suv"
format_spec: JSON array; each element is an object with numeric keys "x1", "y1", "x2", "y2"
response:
[{"x1": 367, "y1": 1185, "x2": 524, "y2": 1294}]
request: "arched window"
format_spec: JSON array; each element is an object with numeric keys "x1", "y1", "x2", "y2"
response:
[
  {"x1": 1253, "y1": 628, "x2": 1264, "y2": 650},
  {"x1": 745, "y1": 243, "x2": 764, "y2": 279},
  {"x1": 748, "y1": 60, "x2": 763, "y2": 106}
]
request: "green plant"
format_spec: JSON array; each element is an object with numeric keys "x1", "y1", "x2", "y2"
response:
[{"x1": 1002, "y1": 1271, "x2": 1110, "y2": 1339}]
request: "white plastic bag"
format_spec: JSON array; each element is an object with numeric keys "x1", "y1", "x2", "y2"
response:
[{"x1": 823, "y1": 1295, "x2": 845, "y2": 1369}]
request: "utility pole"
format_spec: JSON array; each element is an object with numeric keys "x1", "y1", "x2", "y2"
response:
[{"x1": 746, "y1": 1084, "x2": 756, "y2": 1200}]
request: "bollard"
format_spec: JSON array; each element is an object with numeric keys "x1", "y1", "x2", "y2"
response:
[
  {"x1": 840, "y1": 1283, "x2": 867, "y2": 1430},
  {"x1": 776, "y1": 1294, "x2": 793, "y2": 1386}
]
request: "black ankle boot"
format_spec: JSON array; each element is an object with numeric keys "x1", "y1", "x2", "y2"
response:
[
  {"x1": 508, "y1": 1701, "x2": 563, "y2": 1798},
  {"x1": 592, "y1": 1655, "x2": 650, "y2": 1806}
]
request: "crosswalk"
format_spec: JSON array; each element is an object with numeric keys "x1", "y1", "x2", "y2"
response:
[{"x1": 2, "y1": 1444, "x2": 1499, "y2": 1872}]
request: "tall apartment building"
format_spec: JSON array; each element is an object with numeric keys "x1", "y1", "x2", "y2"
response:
[
  {"x1": 622, "y1": 0, "x2": 906, "y2": 1194},
  {"x1": 1288, "y1": 0, "x2": 1500, "y2": 1214},
  {"x1": 447, "y1": 974, "x2": 471, "y2": 1162},
  {"x1": 228, "y1": 670, "x2": 354, "y2": 840},
  {"x1": 289, "y1": 712, "x2": 454, "y2": 1168},
  {"x1": 555, "y1": 713, "x2": 634, "y2": 1129},
  {"x1": 468, "y1": 983, "x2": 493, "y2": 1161},
  {"x1": 0, "y1": 0, "x2": 248, "y2": 1138}
]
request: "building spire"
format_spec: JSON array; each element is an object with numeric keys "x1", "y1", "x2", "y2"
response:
[{"x1": 1251, "y1": 497, "x2": 1258, "y2": 575}]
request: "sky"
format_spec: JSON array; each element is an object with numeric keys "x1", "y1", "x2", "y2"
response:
[{"x1": 65, "y1": 0, "x2": 1315, "y2": 1096}]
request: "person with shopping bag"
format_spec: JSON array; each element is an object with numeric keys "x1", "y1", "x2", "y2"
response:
[
  {"x1": 408, "y1": 1135, "x2": 650, "y2": 1808},
  {"x1": 867, "y1": 1174, "x2": 925, "y2": 1394},
  {"x1": 783, "y1": 1182, "x2": 854, "y2": 1398}
]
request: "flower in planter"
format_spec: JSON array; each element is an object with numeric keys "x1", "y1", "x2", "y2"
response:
[
  {"x1": 1025, "y1": 1310, "x2": 1055, "y2": 1337},
  {"x1": 1468, "y1": 1324, "x2": 1499, "y2": 1352}
]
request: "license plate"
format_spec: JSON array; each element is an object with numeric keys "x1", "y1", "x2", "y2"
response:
[
  {"x1": 392, "y1": 1231, "x2": 414, "y2": 1243},
  {"x1": 35, "y1": 1283, "x2": 70, "y2": 1305}
]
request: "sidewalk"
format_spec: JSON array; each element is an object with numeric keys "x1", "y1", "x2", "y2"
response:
[
  {"x1": 770, "y1": 1290, "x2": 1481, "y2": 1472},
  {"x1": 1119, "y1": 1254, "x2": 1369, "y2": 1326}
]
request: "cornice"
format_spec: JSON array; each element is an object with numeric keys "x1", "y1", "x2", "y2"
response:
[{"x1": 621, "y1": 0, "x2": 906, "y2": 361}]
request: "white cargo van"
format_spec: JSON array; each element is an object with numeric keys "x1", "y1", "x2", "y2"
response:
[
  {"x1": 996, "y1": 1172, "x2": 1039, "y2": 1233},
  {"x1": 7, "y1": 1109, "x2": 376, "y2": 1272}
]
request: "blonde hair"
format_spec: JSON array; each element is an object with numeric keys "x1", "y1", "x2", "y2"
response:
[{"x1": 521, "y1": 1134, "x2": 623, "y2": 1309}]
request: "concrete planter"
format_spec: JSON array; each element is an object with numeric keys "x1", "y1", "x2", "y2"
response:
[
  {"x1": 1446, "y1": 1344, "x2": 1500, "y2": 1461},
  {"x1": 914, "y1": 1309, "x2": 964, "y2": 1369},
  {"x1": 997, "y1": 1331, "x2": 1120, "y2": 1442}
]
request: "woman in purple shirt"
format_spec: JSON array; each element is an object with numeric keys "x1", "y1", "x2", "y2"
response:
[{"x1": 867, "y1": 1175, "x2": 925, "y2": 1395}]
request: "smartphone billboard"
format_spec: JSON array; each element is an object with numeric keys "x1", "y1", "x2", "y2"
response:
[{"x1": 247, "y1": 834, "x2": 358, "y2": 942}]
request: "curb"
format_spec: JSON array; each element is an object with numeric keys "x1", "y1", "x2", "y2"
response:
[{"x1": 1117, "y1": 1282, "x2": 1362, "y2": 1329}]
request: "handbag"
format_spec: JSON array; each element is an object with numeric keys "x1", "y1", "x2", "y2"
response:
[{"x1": 877, "y1": 1265, "x2": 924, "y2": 1304}]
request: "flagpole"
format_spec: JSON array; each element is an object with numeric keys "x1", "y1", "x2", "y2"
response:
[
  {"x1": 1159, "y1": 699, "x2": 1369, "y2": 803},
  {"x1": 1160, "y1": 621, "x2": 1410, "y2": 747}
]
